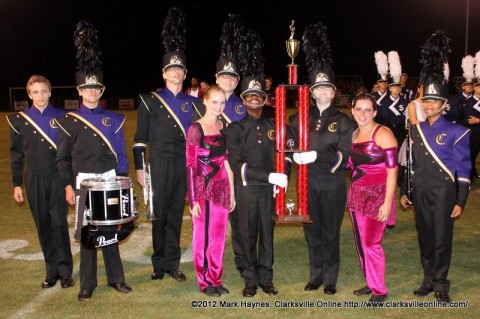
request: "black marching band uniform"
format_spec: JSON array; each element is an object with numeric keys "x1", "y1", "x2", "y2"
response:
[
  {"x1": 133, "y1": 7, "x2": 201, "y2": 281},
  {"x1": 290, "y1": 106, "x2": 355, "y2": 290},
  {"x1": 222, "y1": 27, "x2": 291, "y2": 297},
  {"x1": 406, "y1": 117, "x2": 470, "y2": 294},
  {"x1": 56, "y1": 103, "x2": 129, "y2": 294},
  {"x1": 401, "y1": 30, "x2": 471, "y2": 302},
  {"x1": 291, "y1": 22, "x2": 356, "y2": 293},
  {"x1": 7, "y1": 99, "x2": 73, "y2": 287},
  {"x1": 56, "y1": 21, "x2": 130, "y2": 301},
  {"x1": 133, "y1": 87, "x2": 200, "y2": 278},
  {"x1": 222, "y1": 107, "x2": 291, "y2": 293}
]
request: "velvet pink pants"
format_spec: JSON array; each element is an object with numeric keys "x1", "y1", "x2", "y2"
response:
[
  {"x1": 192, "y1": 199, "x2": 229, "y2": 290},
  {"x1": 350, "y1": 211, "x2": 388, "y2": 296}
]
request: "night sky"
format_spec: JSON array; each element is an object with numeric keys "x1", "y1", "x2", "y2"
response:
[{"x1": 1, "y1": 0, "x2": 479, "y2": 95}]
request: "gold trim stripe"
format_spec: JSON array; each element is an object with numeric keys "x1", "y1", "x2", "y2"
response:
[
  {"x1": 18, "y1": 112, "x2": 57, "y2": 150},
  {"x1": 417, "y1": 125, "x2": 454, "y2": 181},
  {"x1": 6, "y1": 116, "x2": 20, "y2": 134},
  {"x1": 152, "y1": 91, "x2": 187, "y2": 138},
  {"x1": 68, "y1": 112, "x2": 117, "y2": 160}
]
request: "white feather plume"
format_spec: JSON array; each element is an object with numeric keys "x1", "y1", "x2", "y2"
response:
[
  {"x1": 475, "y1": 51, "x2": 480, "y2": 79},
  {"x1": 461, "y1": 55, "x2": 474, "y2": 81},
  {"x1": 374, "y1": 51, "x2": 388, "y2": 78},
  {"x1": 387, "y1": 51, "x2": 402, "y2": 82},
  {"x1": 443, "y1": 62, "x2": 449, "y2": 81}
]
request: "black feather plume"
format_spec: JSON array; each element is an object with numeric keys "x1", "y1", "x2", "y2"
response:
[
  {"x1": 161, "y1": 7, "x2": 186, "y2": 53},
  {"x1": 74, "y1": 21, "x2": 102, "y2": 75},
  {"x1": 220, "y1": 14, "x2": 246, "y2": 61},
  {"x1": 419, "y1": 30, "x2": 451, "y2": 84},
  {"x1": 302, "y1": 22, "x2": 333, "y2": 76},
  {"x1": 238, "y1": 28, "x2": 264, "y2": 80}
]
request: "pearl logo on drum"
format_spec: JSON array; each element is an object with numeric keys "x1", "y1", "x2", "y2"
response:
[{"x1": 95, "y1": 234, "x2": 119, "y2": 248}]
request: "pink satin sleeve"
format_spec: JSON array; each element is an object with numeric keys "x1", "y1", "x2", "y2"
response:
[
  {"x1": 384, "y1": 147, "x2": 398, "y2": 169},
  {"x1": 186, "y1": 125, "x2": 201, "y2": 208}
]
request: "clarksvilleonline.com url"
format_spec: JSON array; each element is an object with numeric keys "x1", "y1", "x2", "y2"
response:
[{"x1": 190, "y1": 299, "x2": 469, "y2": 309}]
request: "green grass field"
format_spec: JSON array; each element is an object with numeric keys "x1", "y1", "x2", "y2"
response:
[{"x1": 0, "y1": 109, "x2": 478, "y2": 319}]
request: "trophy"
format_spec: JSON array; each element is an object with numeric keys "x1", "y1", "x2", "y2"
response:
[{"x1": 286, "y1": 20, "x2": 300, "y2": 84}]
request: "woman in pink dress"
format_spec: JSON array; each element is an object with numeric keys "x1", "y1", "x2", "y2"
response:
[
  {"x1": 348, "y1": 93, "x2": 398, "y2": 303},
  {"x1": 186, "y1": 85, "x2": 236, "y2": 297}
]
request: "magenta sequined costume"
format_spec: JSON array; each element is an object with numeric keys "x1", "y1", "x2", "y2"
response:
[
  {"x1": 348, "y1": 125, "x2": 397, "y2": 226},
  {"x1": 186, "y1": 123, "x2": 230, "y2": 291},
  {"x1": 347, "y1": 125, "x2": 398, "y2": 297}
]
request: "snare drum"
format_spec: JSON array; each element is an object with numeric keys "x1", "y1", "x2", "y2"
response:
[{"x1": 81, "y1": 176, "x2": 137, "y2": 226}]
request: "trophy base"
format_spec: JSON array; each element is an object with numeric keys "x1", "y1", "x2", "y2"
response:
[{"x1": 273, "y1": 214, "x2": 312, "y2": 224}]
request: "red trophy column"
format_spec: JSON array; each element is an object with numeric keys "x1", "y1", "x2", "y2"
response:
[
  {"x1": 297, "y1": 86, "x2": 309, "y2": 216},
  {"x1": 275, "y1": 86, "x2": 286, "y2": 216}
]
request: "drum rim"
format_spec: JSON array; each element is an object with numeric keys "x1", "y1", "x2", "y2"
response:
[{"x1": 81, "y1": 176, "x2": 133, "y2": 190}]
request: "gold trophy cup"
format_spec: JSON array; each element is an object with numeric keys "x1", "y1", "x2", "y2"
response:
[{"x1": 286, "y1": 20, "x2": 300, "y2": 84}]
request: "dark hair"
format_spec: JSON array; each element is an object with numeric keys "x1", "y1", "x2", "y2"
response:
[{"x1": 352, "y1": 92, "x2": 377, "y2": 111}]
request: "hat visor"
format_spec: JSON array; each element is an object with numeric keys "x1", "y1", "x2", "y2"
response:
[
  {"x1": 216, "y1": 71, "x2": 239, "y2": 78},
  {"x1": 240, "y1": 89, "x2": 267, "y2": 99},
  {"x1": 163, "y1": 63, "x2": 187, "y2": 72},
  {"x1": 310, "y1": 83, "x2": 336, "y2": 91},
  {"x1": 377, "y1": 80, "x2": 388, "y2": 83},
  {"x1": 78, "y1": 83, "x2": 105, "y2": 90},
  {"x1": 389, "y1": 83, "x2": 401, "y2": 87},
  {"x1": 422, "y1": 95, "x2": 447, "y2": 101}
]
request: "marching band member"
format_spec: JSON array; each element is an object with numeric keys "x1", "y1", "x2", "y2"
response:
[
  {"x1": 7, "y1": 75, "x2": 74, "y2": 290},
  {"x1": 222, "y1": 28, "x2": 291, "y2": 298},
  {"x1": 56, "y1": 21, "x2": 131, "y2": 302},
  {"x1": 400, "y1": 30, "x2": 471, "y2": 303},
  {"x1": 291, "y1": 22, "x2": 356, "y2": 295},
  {"x1": 133, "y1": 7, "x2": 200, "y2": 283}
]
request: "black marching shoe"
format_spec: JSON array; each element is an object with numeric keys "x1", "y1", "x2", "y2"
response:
[
  {"x1": 369, "y1": 294, "x2": 388, "y2": 303},
  {"x1": 78, "y1": 289, "x2": 93, "y2": 302},
  {"x1": 242, "y1": 284, "x2": 257, "y2": 297},
  {"x1": 167, "y1": 269, "x2": 186, "y2": 282},
  {"x1": 259, "y1": 283, "x2": 278, "y2": 296},
  {"x1": 413, "y1": 286, "x2": 434, "y2": 297},
  {"x1": 151, "y1": 271, "x2": 165, "y2": 281},
  {"x1": 216, "y1": 285, "x2": 230, "y2": 295},
  {"x1": 353, "y1": 286, "x2": 372, "y2": 296},
  {"x1": 202, "y1": 286, "x2": 220, "y2": 297},
  {"x1": 60, "y1": 277, "x2": 74, "y2": 288},
  {"x1": 435, "y1": 291, "x2": 451, "y2": 303},
  {"x1": 304, "y1": 281, "x2": 322, "y2": 291},
  {"x1": 324, "y1": 284, "x2": 337, "y2": 295},
  {"x1": 108, "y1": 282, "x2": 132, "y2": 294},
  {"x1": 42, "y1": 276, "x2": 59, "y2": 289}
]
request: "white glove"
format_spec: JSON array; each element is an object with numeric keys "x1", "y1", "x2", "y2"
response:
[
  {"x1": 293, "y1": 151, "x2": 317, "y2": 164},
  {"x1": 268, "y1": 173, "x2": 288, "y2": 188},
  {"x1": 293, "y1": 153, "x2": 302, "y2": 164}
]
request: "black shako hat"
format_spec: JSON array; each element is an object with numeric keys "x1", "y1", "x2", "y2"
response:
[
  {"x1": 74, "y1": 21, "x2": 105, "y2": 90},
  {"x1": 303, "y1": 21, "x2": 335, "y2": 91},
  {"x1": 161, "y1": 7, "x2": 187, "y2": 72},
  {"x1": 420, "y1": 30, "x2": 451, "y2": 101}
]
